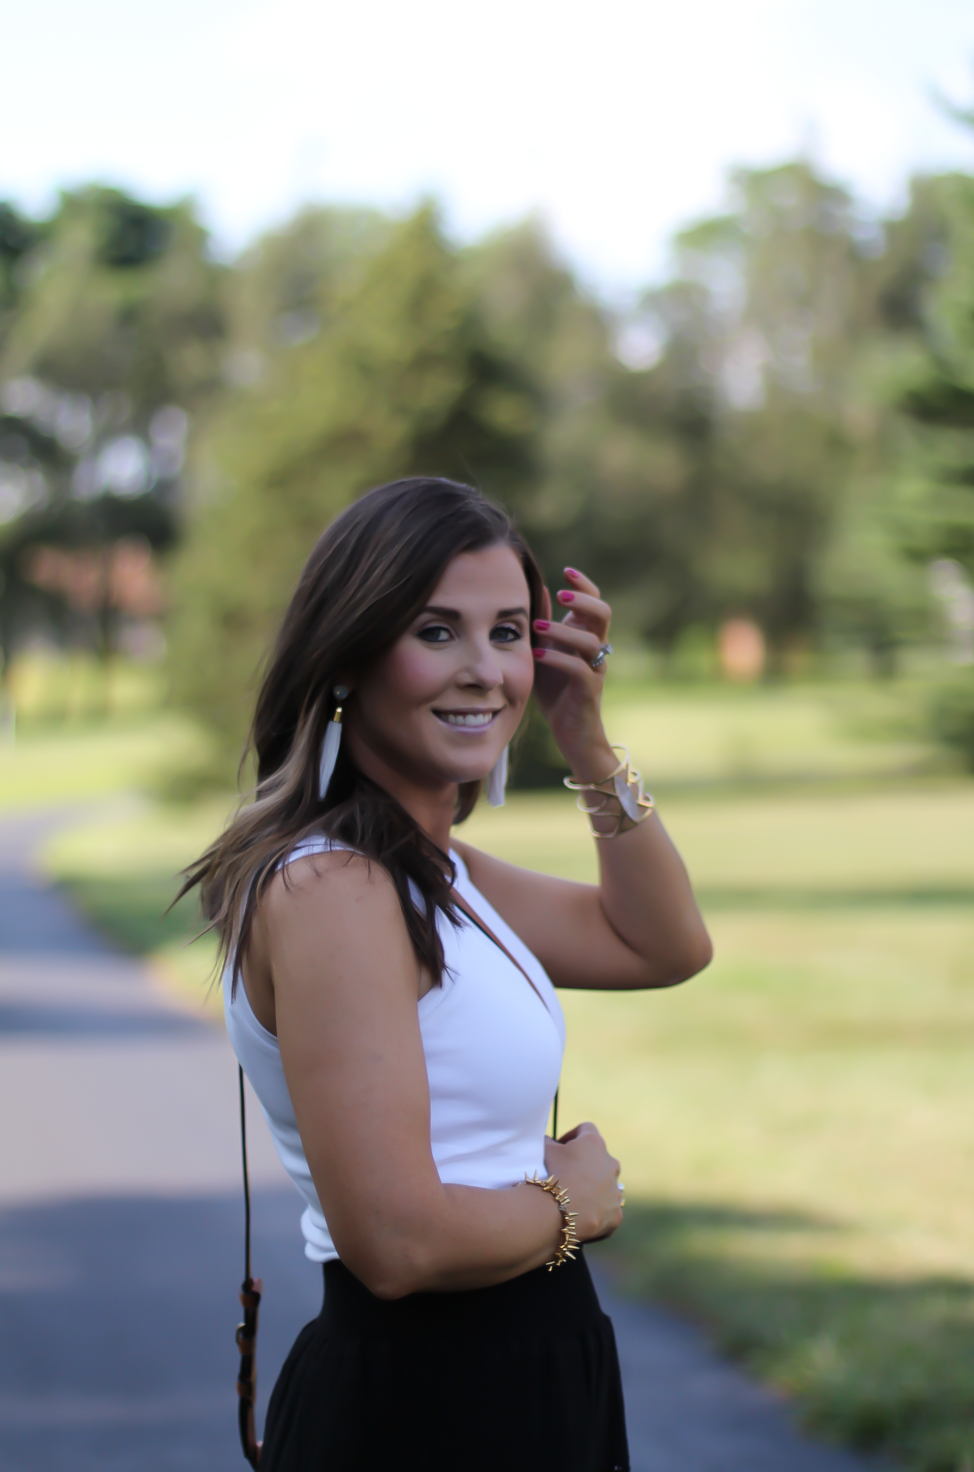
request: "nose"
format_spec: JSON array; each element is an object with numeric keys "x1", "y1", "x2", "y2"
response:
[{"x1": 460, "y1": 635, "x2": 503, "y2": 691}]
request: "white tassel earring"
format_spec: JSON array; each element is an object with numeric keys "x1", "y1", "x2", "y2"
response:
[
  {"x1": 318, "y1": 685, "x2": 348, "y2": 802},
  {"x1": 485, "y1": 744, "x2": 509, "y2": 808}
]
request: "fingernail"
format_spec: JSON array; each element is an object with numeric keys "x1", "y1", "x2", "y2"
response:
[
  {"x1": 565, "y1": 568, "x2": 580, "y2": 578},
  {"x1": 533, "y1": 619, "x2": 550, "y2": 631},
  {"x1": 558, "y1": 590, "x2": 574, "y2": 602},
  {"x1": 533, "y1": 647, "x2": 546, "y2": 659}
]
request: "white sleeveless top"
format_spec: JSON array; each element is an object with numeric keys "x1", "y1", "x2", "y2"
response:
[{"x1": 224, "y1": 840, "x2": 565, "y2": 1262}]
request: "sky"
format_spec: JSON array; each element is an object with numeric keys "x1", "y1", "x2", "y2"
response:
[{"x1": 3, "y1": 0, "x2": 974, "y2": 295}]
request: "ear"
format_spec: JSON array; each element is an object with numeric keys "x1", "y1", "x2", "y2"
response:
[{"x1": 540, "y1": 585, "x2": 552, "y2": 622}]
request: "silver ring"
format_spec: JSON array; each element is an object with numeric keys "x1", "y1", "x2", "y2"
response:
[{"x1": 590, "y1": 642, "x2": 612, "y2": 670}]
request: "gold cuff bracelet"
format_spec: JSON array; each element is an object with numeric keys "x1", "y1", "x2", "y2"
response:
[{"x1": 564, "y1": 745, "x2": 655, "y2": 839}]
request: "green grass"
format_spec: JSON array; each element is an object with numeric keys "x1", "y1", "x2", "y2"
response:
[
  {"x1": 28, "y1": 678, "x2": 974, "y2": 1470},
  {"x1": 0, "y1": 651, "x2": 216, "y2": 813},
  {"x1": 465, "y1": 795, "x2": 974, "y2": 1470},
  {"x1": 599, "y1": 677, "x2": 943, "y2": 787},
  {"x1": 464, "y1": 782, "x2": 974, "y2": 900},
  {"x1": 0, "y1": 712, "x2": 212, "y2": 811},
  {"x1": 6, "y1": 649, "x2": 165, "y2": 725}
]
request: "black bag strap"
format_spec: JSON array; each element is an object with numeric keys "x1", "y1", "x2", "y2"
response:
[{"x1": 236, "y1": 1065, "x2": 262, "y2": 1468}]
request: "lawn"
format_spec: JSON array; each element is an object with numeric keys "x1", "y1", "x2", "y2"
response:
[
  {"x1": 18, "y1": 670, "x2": 974, "y2": 1471},
  {"x1": 0, "y1": 653, "x2": 212, "y2": 811}
]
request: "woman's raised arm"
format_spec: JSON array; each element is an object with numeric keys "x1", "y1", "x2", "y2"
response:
[{"x1": 454, "y1": 567, "x2": 713, "y2": 991}]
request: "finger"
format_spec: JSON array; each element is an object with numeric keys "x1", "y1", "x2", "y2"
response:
[
  {"x1": 533, "y1": 619, "x2": 601, "y2": 662},
  {"x1": 589, "y1": 1211, "x2": 624, "y2": 1242},
  {"x1": 533, "y1": 646, "x2": 602, "y2": 679},
  {"x1": 564, "y1": 1121, "x2": 599, "y2": 1139},
  {"x1": 553, "y1": 1124, "x2": 587, "y2": 1143},
  {"x1": 555, "y1": 588, "x2": 611, "y2": 634},
  {"x1": 564, "y1": 567, "x2": 601, "y2": 598}
]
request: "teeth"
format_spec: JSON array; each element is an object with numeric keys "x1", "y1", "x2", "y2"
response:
[{"x1": 443, "y1": 712, "x2": 494, "y2": 726}]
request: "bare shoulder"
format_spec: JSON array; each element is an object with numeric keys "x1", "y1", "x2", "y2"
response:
[
  {"x1": 260, "y1": 847, "x2": 410, "y2": 957},
  {"x1": 263, "y1": 847, "x2": 396, "y2": 915}
]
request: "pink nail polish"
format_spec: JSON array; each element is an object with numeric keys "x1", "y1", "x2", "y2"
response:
[
  {"x1": 534, "y1": 619, "x2": 550, "y2": 630},
  {"x1": 533, "y1": 647, "x2": 546, "y2": 659},
  {"x1": 559, "y1": 590, "x2": 574, "y2": 602},
  {"x1": 565, "y1": 568, "x2": 580, "y2": 578}
]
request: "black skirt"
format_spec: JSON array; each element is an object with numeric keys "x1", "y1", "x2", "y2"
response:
[{"x1": 259, "y1": 1248, "x2": 629, "y2": 1472}]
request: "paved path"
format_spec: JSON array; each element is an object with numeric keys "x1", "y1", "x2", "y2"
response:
[{"x1": 0, "y1": 808, "x2": 885, "y2": 1471}]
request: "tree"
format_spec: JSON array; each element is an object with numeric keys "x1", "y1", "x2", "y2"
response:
[
  {"x1": 0, "y1": 187, "x2": 225, "y2": 682},
  {"x1": 894, "y1": 171, "x2": 974, "y2": 580},
  {"x1": 465, "y1": 224, "x2": 724, "y2": 651},
  {"x1": 167, "y1": 206, "x2": 541, "y2": 761},
  {"x1": 892, "y1": 158, "x2": 974, "y2": 764},
  {"x1": 603, "y1": 162, "x2": 946, "y2": 673},
  {"x1": 0, "y1": 186, "x2": 224, "y2": 407}
]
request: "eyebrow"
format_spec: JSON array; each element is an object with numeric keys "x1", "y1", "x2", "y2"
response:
[{"x1": 420, "y1": 604, "x2": 530, "y2": 620}]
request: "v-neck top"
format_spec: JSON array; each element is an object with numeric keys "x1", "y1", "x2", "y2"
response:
[{"x1": 223, "y1": 840, "x2": 565, "y2": 1263}]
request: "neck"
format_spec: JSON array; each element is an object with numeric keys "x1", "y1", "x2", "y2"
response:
[{"x1": 343, "y1": 729, "x2": 457, "y2": 854}]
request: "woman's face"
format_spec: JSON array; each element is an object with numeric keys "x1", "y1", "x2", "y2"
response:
[{"x1": 347, "y1": 543, "x2": 535, "y2": 790}]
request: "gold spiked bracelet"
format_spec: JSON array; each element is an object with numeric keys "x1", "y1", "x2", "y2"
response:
[
  {"x1": 524, "y1": 1171, "x2": 581, "y2": 1270},
  {"x1": 564, "y1": 745, "x2": 655, "y2": 839}
]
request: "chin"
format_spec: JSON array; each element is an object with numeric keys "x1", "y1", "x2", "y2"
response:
[
  {"x1": 440, "y1": 758, "x2": 502, "y2": 789},
  {"x1": 425, "y1": 737, "x2": 508, "y2": 789},
  {"x1": 445, "y1": 762, "x2": 497, "y2": 787}
]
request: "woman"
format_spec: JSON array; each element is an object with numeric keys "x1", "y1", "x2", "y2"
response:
[{"x1": 185, "y1": 476, "x2": 711, "y2": 1472}]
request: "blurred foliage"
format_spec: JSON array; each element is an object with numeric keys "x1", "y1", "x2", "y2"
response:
[
  {"x1": 161, "y1": 162, "x2": 959, "y2": 780},
  {"x1": 895, "y1": 171, "x2": 974, "y2": 580},
  {"x1": 5, "y1": 125, "x2": 974, "y2": 775},
  {"x1": 891, "y1": 124, "x2": 974, "y2": 766},
  {"x1": 928, "y1": 672, "x2": 974, "y2": 769},
  {"x1": 633, "y1": 162, "x2": 940, "y2": 673},
  {"x1": 0, "y1": 186, "x2": 223, "y2": 402},
  {"x1": 167, "y1": 205, "x2": 541, "y2": 760},
  {"x1": 0, "y1": 187, "x2": 226, "y2": 680}
]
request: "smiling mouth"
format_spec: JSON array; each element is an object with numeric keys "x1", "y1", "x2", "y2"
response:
[{"x1": 433, "y1": 709, "x2": 501, "y2": 729}]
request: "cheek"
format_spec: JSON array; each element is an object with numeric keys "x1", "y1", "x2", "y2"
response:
[{"x1": 369, "y1": 644, "x2": 445, "y2": 712}]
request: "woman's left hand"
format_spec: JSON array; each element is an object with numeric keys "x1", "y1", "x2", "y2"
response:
[{"x1": 531, "y1": 567, "x2": 617, "y2": 781}]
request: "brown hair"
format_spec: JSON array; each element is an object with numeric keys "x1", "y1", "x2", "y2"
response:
[{"x1": 180, "y1": 477, "x2": 544, "y2": 991}]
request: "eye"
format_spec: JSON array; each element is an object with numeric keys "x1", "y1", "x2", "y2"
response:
[
  {"x1": 417, "y1": 623, "x2": 453, "y2": 644},
  {"x1": 491, "y1": 623, "x2": 522, "y2": 644}
]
